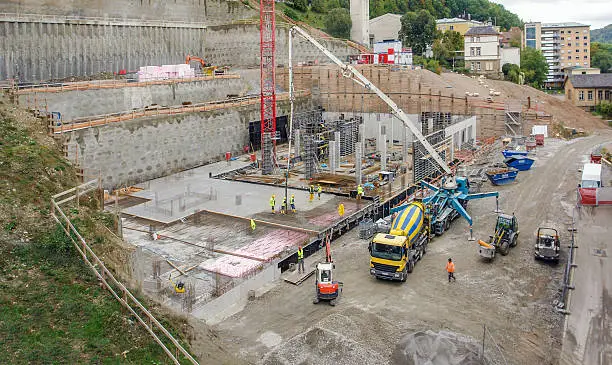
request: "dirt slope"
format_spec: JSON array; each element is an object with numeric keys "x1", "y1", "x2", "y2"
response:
[{"x1": 414, "y1": 70, "x2": 606, "y2": 132}]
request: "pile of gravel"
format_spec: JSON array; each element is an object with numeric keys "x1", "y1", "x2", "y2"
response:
[
  {"x1": 391, "y1": 330, "x2": 488, "y2": 365},
  {"x1": 259, "y1": 326, "x2": 387, "y2": 365}
]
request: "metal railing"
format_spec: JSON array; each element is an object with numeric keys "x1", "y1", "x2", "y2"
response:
[
  {"x1": 14, "y1": 74, "x2": 240, "y2": 94},
  {"x1": 48, "y1": 90, "x2": 311, "y2": 134},
  {"x1": 50, "y1": 179, "x2": 199, "y2": 365},
  {"x1": 0, "y1": 12, "x2": 208, "y2": 28}
]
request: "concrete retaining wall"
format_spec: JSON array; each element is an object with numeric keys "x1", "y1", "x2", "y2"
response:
[
  {"x1": 0, "y1": 0, "x2": 255, "y2": 24},
  {"x1": 205, "y1": 24, "x2": 360, "y2": 67},
  {"x1": 65, "y1": 97, "x2": 312, "y2": 189},
  {"x1": 20, "y1": 77, "x2": 250, "y2": 120},
  {"x1": 191, "y1": 261, "x2": 281, "y2": 325},
  {"x1": 0, "y1": 18, "x2": 359, "y2": 82}
]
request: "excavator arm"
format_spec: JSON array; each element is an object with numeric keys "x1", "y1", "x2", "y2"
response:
[{"x1": 289, "y1": 26, "x2": 452, "y2": 175}]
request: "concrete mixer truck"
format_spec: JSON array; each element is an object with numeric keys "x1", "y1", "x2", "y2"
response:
[{"x1": 368, "y1": 201, "x2": 429, "y2": 281}]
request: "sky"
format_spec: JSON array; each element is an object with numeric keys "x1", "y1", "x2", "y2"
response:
[{"x1": 490, "y1": 0, "x2": 612, "y2": 29}]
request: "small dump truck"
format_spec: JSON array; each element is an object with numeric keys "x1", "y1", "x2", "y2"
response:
[
  {"x1": 534, "y1": 227, "x2": 560, "y2": 262},
  {"x1": 477, "y1": 214, "x2": 519, "y2": 260}
]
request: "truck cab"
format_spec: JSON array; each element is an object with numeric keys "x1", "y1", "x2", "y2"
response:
[
  {"x1": 369, "y1": 234, "x2": 410, "y2": 281},
  {"x1": 369, "y1": 231, "x2": 427, "y2": 282}
]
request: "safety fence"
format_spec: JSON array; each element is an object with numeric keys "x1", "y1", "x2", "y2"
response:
[
  {"x1": 50, "y1": 179, "x2": 199, "y2": 365},
  {"x1": 479, "y1": 324, "x2": 509, "y2": 365},
  {"x1": 558, "y1": 204, "x2": 578, "y2": 314}
]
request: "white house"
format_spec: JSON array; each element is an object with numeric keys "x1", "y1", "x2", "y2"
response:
[{"x1": 464, "y1": 26, "x2": 501, "y2": 75}]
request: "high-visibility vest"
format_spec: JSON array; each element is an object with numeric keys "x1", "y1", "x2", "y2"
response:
[
  {"x1": 269, "y1": 197, "x2": 275, "y2": 207},
  {"x1": 357, "y1": 186, "x2": 363, "y2": 194},
  {"x1": 297, "y1": 248, "x2": 304, "y2": 260},
  {"x1": 446, "y1": 262, "x2": 455, "y2": 273},
  {"x1": 290, "y1": 196, "x2": 295, "y2": 204},
  {"x1": 282, "y1": 198, "x2": 287, "y2": 207},
  {"x1": 317, "y1": 186, "x2": 322, "y2": 193},
  {"x1": 250, "y1": 219, "x2": 256, "y2": 230}
]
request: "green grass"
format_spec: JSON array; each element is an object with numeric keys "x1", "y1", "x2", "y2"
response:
[
  {"x1": 0, "y1": 232, "x2": 183, "y2": 364},
  {"x1": 0, "y1": 98, "x2": 194, "y2": 364},
  {"x1": 276, "y1": 3, "x2": 327, "y2": 30}
]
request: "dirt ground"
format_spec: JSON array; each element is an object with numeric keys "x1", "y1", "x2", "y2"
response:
[
  {"x1": 415, "y1": 70, "x2": 607, "y2": 132},
  {"x1": 198, "y1": 130, "x2": 612, "y2": 365}
]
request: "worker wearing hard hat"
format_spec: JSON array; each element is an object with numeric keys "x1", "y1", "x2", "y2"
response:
[
  {"x1": 290, "y1": 194, "x2": 296, "y2": 213},
  {"x1": 270, "y1": 194, "x2": 276, "y2": 214},
  {"x1": 317, "y1": 184, "x2": 322, "y2": 200},
  {"x1": 357, "y1": 184, "x2": 364, "y2": 200},
  {"x1": 281, "y1": 196, "x2": 287, "y2": 215},
  {"x1": 446, "y1": 258, "x2": 456, "y2": 282},
  {"x1": 297, "y1": 245, "x2": 305, "y2": 274},
  {"x1": 309, "y1": 185, "x2": 315, "y2": 202}
]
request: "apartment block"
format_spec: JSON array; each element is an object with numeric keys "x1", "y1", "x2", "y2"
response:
[{"x1": 524, "y1": 22, "x2": 591, "y2": 88}]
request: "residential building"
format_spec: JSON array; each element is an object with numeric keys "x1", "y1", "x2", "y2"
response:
[
  {"x1": 368, "y1": 13, "x2": 402, "y2": 46},
  {"x1": 500, "y1": 27, "x2": 522, "y2": 48},
  {"x1": 563, "y1": 66, "x2": 600, "y2": 79},
  {"x1": 350, "y1": 0, "x2": 370, "y2": 46},
  {"x1": 565, "y1": 74, "x2": 612, "y2": 110},
  {"x1": 523, "y1": 22, "x2": 591, "y2": 88},
  {"x1": 464, "y1": 26, "x2": 502, "y2": 76},
  {"x1": 437, "y1": 17, "x2": 485, "y2": 36},
  {"x1": 437, "y1": 17, "x2": 501, "y2": 35}
]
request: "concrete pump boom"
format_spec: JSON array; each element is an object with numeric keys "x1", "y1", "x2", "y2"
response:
[{"x1": 289, "y1": 26, "x2": 452, "y2": 175}]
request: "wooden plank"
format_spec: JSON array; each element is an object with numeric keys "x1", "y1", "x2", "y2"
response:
[{"x1": 283, "y1": 268, "x2": 315, "y2": 285}]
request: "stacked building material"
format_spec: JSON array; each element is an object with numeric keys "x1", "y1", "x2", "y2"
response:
[{"x1": 137, "y1": 64, "x2": 195, "y2": 81}]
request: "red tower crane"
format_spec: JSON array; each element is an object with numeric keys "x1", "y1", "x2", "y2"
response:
[{"x1": 260, "y1": 0, "x2": 277, "y2": 174}]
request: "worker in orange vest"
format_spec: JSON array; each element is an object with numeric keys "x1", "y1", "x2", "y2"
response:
[{"x1": 446, "y1": 258, "x2": 456, "y2": 282}]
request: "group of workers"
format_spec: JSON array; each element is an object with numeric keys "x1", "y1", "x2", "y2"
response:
[
  {"x1": 269, "y1": 194, "x2": 296, "y2": 214},
  {"x1": 308, "y1": 184, "x2": 323, "y2": 202}
]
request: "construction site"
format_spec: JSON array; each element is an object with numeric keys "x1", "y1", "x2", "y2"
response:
[{"x1": 1, "y1": 1, "x2": 611, "y2": 364}]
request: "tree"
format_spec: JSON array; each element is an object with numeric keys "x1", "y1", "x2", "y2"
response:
[
  {"x1": 591, "y1": 42, "x2": 612, "y2": 73},
  {"x1": 311, "y1": 0, "x2": 326, "y2": 13},
  {"x1": 399, "y1": 9, "x2": 437, "y2": 56},
  {"x1": 433, "y1": 30, "x2": 463, "y2": 66},
  {"x1": 291, "y1": 0, "x2": 308, "y2": 12},
  {"x1": 502, "y1": 63, "x2": 521, "y2": 84},
  {"x1": 520, "y1": 48, "x2": 548, "y2": 87},
  {"x1": 325, "y1": 8, "x2": 351, "y2": 39}
]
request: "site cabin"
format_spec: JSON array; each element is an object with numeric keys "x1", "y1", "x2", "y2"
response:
[
  {"x1": 581, "y1": 163, "x2": 602, "y2": 188},
  {"x1": 579, "y1": 163, "x2": 602, "y2": 206}
]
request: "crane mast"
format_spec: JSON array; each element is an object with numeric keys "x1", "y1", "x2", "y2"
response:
[{"x1": 260, "y1": 0, "x2": 277, "y2": 174}]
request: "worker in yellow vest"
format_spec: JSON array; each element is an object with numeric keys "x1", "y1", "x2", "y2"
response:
[
  {"x1": 297, "y1": 245, "x2": 305, "y2": 274},
  {"x1": 269, "y1": 194, "x2": 276, "y2": 214},
  {"x1": 309, "y1": 185, "x2": 315, "y2": 202},
  {"x1": 290, "y1": 194, "x2": 296, "y2": 213},
  {"x1": 317, "y1": 184, "x2": 322, "y2": 200},
  {"x1": 357, "y1": 184, "x2": 364, "y2": 200},
  {"x1": 281, "y1": 196, "x2": 287, "y2": 214}
]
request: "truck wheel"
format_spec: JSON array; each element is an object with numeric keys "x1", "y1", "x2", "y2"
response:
[
  {"x1": 313, "y1": 297, "x2": 320, "y2": 304},
  {"x1": 510, "y1": 234, "x2": 518, "y2": 247},
  {"x1": 407, "y1": 260, "x2": 414, "y2": 273},
  {"x1": 329, "y1": 299, "x2": 336, "y2": 306},
  {"x1": 499, "y1": 241, "x2": 509, "y2": 256}
]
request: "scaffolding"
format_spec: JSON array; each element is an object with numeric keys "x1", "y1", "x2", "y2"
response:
[{"x1": 413, "y1": 112, "x2": 453, "y2": 183}]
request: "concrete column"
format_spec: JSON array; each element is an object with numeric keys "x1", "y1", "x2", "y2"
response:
[
  {"x1": 380, "y1": 134, "x2": 387, "y2": 172},
  {"x1": 294, "y1": 129, "x2": 301, "y2": 157},
  {"x1": 355, "y1": 142, "x2": 363, "y2": 184}
]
